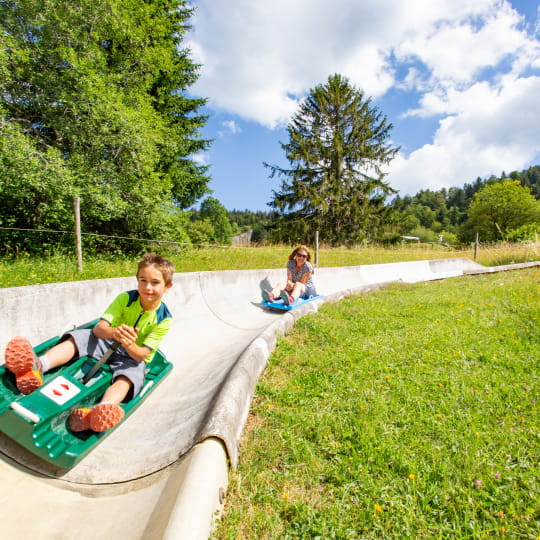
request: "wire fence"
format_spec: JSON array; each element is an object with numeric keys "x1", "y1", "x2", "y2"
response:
[
  {"x1": 2, "y1": 225, "x2": 539, "y2": 260},
  {"x1": 0, "y1": 226, "x2": 295, "y2": 254}
]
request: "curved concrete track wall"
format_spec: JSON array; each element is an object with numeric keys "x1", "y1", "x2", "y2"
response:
[{"x1": 1, "y1": 258, "x2": 538, "y2": 538}]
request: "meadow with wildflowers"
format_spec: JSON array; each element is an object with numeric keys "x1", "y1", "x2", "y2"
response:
[
  {"x1": 1, "y1": 241, "x2": 540, "y2": 288},
  {"x1": 214, "y1": 267, "x2": 540, "y2": 539}
]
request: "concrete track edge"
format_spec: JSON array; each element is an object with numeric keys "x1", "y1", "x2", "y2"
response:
[{"x1": 164, "y1": 282, "x2": 395, "y2": 539}]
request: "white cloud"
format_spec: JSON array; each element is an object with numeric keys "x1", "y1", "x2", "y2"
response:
[
  {"x1": 188, "y1": 0, "x2": 540, "y2": 195},
  {"x1": 395, "y1": 3, "x2": 527, "y2": 86},
  {"x1": 187, "y1": 0, "x2": 406, "y2": 127},
  {"x1": 388, "y1": 74, "x2": 540, "y2": 195},
  {"x1": 188, "y1": 0, "x2": 520, "y2": 126},
  {"x1": 218, "y1": 120, "x2": 242, "y2": 137}
]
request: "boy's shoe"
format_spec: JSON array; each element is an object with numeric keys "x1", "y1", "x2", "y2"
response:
[
  {"x1": 261, "y1": 290, "x2": 275, "y2": 303},
  {"x1": 68, "y1": 403, "x2": 125, "y2": 432},
  {"x1": 280, "y1": 291, "x2": 294, "y2": 305},
  {"x1": 4, "y1": 336, "x2": 44, "y2": 394},
  {"x1": 68, "y1": 407, "x2": 92, "y2": 432}
]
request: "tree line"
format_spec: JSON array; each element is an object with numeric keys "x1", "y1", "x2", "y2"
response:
[
  {"x1": 388, "y1": 166, "x2": 540, "y2": 245},
  {"x1": 1, "y1": 3, "x2": 539, "y2": 256},
  {"x1": 227, "y1": 166, "x2": 540, "y2": 246}
]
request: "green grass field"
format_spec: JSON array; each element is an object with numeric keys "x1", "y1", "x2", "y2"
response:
[
  {"x1": 213, "y1": 268, "x2": 540, "y2": 539},
  {"x1": 1, "y1": 241, "x2": 539, "y2": 288}
]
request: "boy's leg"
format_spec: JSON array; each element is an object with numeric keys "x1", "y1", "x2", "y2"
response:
[
  {"x1": 100, "y1": 375, "x2": 132, "y2": 405},
  {"x1": 4, "y1": 336, "x2": 77, "y2": 394},
  {"x1": 43, "y1": 337, "x2": 79, "y2": 370},
  {"x1": 4, "y1": 337, "x2": 44, "y2": 394},
  {"x1": 69, "y1": 376, "x2": 132, "y2": 433}
]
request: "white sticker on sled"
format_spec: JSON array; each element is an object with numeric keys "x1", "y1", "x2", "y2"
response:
[{"x1": 40, "y1": 376, "x2": 81, "y2": 405}]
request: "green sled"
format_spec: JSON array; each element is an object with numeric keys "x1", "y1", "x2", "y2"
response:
[{"x1": 0, "y1": 320, "x2": 173, "y2": 469}]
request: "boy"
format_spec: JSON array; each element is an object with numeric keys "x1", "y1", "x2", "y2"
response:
[{"x1": 4, "y1": 253, "x2": 174, "y2": 432}]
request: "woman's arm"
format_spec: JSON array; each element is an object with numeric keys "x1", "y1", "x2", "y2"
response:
[{"x1": 286, "y1": 268, "x2": 294, "y2": 288}]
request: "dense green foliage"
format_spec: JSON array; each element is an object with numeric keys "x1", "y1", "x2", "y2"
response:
[
  {"x1": 265, "y1": 74, "x2": 398, "y2": 246},
  {"x1": 460, "y1": 180, "x2": 540, "y2": 242},
  {"x1": 0, "y1": 0, "x2": 209, "y2": 254},
  {"x1": 516, "y1": 165, "x2": 540, "y2": 198},
  {"x1": 215, "y1": 267, "x2": 540, "y2": 539},
  {"x1": 391, "y1": 169, "x2": 540, "y2": 244},
  {"x1": 227, "y1": 167, "x2": 540, "y2": 247},
  {"x1": 226, "y1": 209, "x2": 278, "y2": 244},
  {"x1": 189, "y1": 196, "x2": 233, "y2": 245}
]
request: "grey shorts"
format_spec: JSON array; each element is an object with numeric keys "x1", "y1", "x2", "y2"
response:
[
  {"x1": 65, "y1": 329, "x2": 146, "y2": 400},
  {"x1": 302, "y1": 285, "x2": 317, "y2": 299}
]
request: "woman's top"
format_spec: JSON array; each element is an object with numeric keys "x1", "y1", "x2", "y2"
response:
[{"x1": 287, "y1": 259, "x2": 316, "y2": 296}]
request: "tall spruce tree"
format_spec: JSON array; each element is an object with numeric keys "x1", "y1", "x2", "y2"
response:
[
  {"x1": 0, "y1": 0, "x2": 209, "y2": 251},
  {"x1": 265, "y1": 74, "x2": 398, "y2": 245}
]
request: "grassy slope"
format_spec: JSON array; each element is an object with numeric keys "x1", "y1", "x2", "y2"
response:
[{"x1": 214, "y1": 268, "x2": 540, "y2": 539}]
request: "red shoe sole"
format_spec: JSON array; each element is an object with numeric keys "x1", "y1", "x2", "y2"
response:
[
  {"x1": 68, "y1": 408, "x2": 92, "y2": 432},
  {"x1": 5, "y1": 337, "x2": 36, "y2": 375},
  {"x1": 16, "y1": 370, "x2": 43, "y2": 394},
  {"x1": 4, "y1": 337, "x2": 43, "y2": 394},
  {"x1": 89, "y1": 404, "x2": 125, "y2": 432},
  {"x1": 69, "y1": 404, "x2": 124, "y2": 432}
]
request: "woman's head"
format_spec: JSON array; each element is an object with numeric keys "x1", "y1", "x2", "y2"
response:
[{"x1": 288, "y1": 245, "x2": 311, "y2": 262}]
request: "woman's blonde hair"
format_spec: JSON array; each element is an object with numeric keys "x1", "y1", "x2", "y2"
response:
[{"x1": 288, "y1": 245, "x2": 311, "y2": 262}]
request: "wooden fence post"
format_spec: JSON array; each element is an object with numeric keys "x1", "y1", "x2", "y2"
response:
[
  {"x1": 315, "y1": 231, "x2": 319, "y2": 268},
  {"x1": 73, "y1": 197, "x2": 83, "y2": 272}
]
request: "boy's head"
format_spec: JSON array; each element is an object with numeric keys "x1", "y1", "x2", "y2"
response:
[{"x1": 137, "y1": 253, "x2": 175, "y2": 286}]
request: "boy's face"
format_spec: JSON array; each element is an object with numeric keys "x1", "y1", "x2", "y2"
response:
[{"x1": 137, "y1": 265, "x2": 172, "y2": 310}]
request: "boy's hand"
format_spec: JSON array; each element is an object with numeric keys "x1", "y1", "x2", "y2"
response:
[{"x1": 113, "y1": 324, "x2": 139, "y2": 347}]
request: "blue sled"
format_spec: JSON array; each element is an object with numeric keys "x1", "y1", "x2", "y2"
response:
[{"x1": 261, "y1": 294, "x2": 323, "y2": 311}]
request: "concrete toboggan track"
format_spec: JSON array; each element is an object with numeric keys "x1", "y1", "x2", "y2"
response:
[{"x1": 1, "y1": 257, "x2": 538, "y2": 539}]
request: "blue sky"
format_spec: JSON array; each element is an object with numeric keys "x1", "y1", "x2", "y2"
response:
[{"x1": 187, "y1": 0, "x2": 540, "y2": 211}]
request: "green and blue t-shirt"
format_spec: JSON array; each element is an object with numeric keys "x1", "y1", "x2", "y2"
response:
[{"x1": 100, "y1": 290, "x2": 173, "y2": 364}]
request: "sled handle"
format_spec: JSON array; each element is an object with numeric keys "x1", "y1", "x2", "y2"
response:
[
  {"x1": 81, "y1": 342, "x2": 120, "y2": 384},
  {"x1": 81, "y1": 313, "x2": 143, "y2": 385},
  {"x1": 10, "y1": 402, "x2": 41, "y2": 424}
]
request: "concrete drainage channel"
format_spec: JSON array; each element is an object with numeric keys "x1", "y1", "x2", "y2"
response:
[{"x1": 1, "y1": 258, "x2": 538, "y2": 539}]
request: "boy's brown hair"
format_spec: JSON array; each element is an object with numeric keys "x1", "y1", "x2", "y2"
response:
[{"x1": 137, "y1": 253, "x2": 175, "y2": 285}]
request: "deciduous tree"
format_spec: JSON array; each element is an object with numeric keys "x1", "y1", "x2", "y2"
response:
[
  {"x1": 198, "y1": 197, "x2": 233, "y2": 245},
  {"x1": 460, "y1": 180, "x2": 540, "y2": 242},
  {"x1": 0, "y1": 0, "x2": 209, "y2": 251}
]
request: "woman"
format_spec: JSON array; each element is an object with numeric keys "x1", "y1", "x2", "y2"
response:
[{"x1": 262, "y1": 245, "x2": 317, "y2": 305}]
